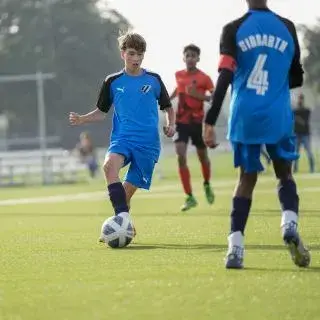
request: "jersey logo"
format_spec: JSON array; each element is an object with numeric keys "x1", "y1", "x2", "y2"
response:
[
  {"x1": 116, "y1": 87, "x2": 125, "y2": 93},
  {"x1": 141, "y1": 85, "x2": 151, "y2": 93}
]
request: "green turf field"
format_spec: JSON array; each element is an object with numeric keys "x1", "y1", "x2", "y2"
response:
[{"x1": 1, "y1": 152, "x2": 319, "y2": 320}]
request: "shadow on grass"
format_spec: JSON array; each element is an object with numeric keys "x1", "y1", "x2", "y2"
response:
[
  {"x1": 244, "y1": 266, "x2": 320, "y2": 273},
  {"x1": 123, "y1": 243, "x2": 320, "y2": 252},
  {"x1": 2, "y1": 208, "x2": 320, "y2": 218}
]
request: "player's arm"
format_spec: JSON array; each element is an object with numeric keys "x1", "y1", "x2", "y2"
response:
[
  {"x1": 69, "y1": 78, "x2": 111, "y2": 126},
  {"x1": 203, "y1": 76, "x2": 215, "y2": 102},
  {"x1": 287, "y1": 20, "x2": 304, "y2": 89},
  {"x1": 169, "y1": 87, "x2": 177, "y2": 100},
  {"x1": 204, "y1": 23, "x2": 237, "y2": 147},
  {"x1": 157, "y1": 76, "x2": 175, "y2": 137},
  {"x1": 164, "y1": 106, "x2": 175, "y2": 127},
  {"x1": 69, "y1": 108, "x2": 106, "y2": 125},
  {"x1": 204, "y1": 69, "x2": 233, "y2": 125},
  {"x1": 187, "y1": 89, "x2": 212, "y2": 102}
]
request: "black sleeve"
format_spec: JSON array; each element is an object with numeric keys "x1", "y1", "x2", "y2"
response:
[
  {"x1": 220, "y1": 23, "x2": 238, "y2": 59},
  {"x1": 281, "y1": 18, "x2": 304, "y2": 88},
  {"x1": 204, "y1": 22, "x2": 238, "y2": 126},
  {"x1": 205, "y1": 69, "x2": 233, "y2": 126},
  {"x1": 96, "y1": 78, "x2": 113, "y2": 113},
  {"x1": 157, "y1": 76, "x2": 172, "y2": 110}
]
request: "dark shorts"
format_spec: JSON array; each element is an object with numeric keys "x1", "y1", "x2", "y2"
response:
[{"x1": 174, "y1": 123, "x2": 205, "y2": 148}]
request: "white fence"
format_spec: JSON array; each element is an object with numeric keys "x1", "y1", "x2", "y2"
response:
[{"x1": 0, "y1": 149, "x2": 88, "y2": 186}]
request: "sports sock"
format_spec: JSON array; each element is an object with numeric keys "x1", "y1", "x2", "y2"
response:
[
  {"x1": 278, "y1": 179, "x2": 299, "y2": 226},
  {"x1": 230, "y1": 197, "x2": 252, "y2": 235},
  {"x1": 108, "y1": 182, "x2": 129, "y2": 215},
  {"x1": 179, "y1": 166, "x2": 192, "y2": 195},
  {"x1": 228, "y1": 231, "x2": 244, "y2": 250}
]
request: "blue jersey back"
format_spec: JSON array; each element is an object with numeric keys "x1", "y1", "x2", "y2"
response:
[
  {"x1": 97, "y1": 69, "x2": 171, "y2": 160},
  {"x1": 220, "y1": 10, "x2": 302, "y2": 144}
]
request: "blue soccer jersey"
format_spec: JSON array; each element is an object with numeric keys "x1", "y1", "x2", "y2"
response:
[
  {"x1": 97, "y1": 69, "x2": 171, "y2": 161},
  {"x1": 219, "y1": 9, "x2": 303, "y2": 144}
]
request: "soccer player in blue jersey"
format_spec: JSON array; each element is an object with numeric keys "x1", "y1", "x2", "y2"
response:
[
  {"x1": 203, "y1": 0, "x2": 310, "y2": 269},
  {"x1": 69, "y1": 32, "x2": 175, "y2": 238}
]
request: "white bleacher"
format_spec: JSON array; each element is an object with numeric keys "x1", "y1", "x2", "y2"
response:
[{"x1": 0, "y1": 149, "x2": 88, "y2": 186}]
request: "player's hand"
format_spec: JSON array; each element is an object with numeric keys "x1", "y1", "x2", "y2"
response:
[
  {"x1": 203, "y1": 124, "x2": 219, "y2": 149},
  {"x1": 163, "y1": 125, "x2": 175, "y2": 138},
  {"x1": 186, "y1": 85, "x2": 201, "y2": 99},
  {"x1": 69, "y1": 112, "x2": 84, "y2": 125}
]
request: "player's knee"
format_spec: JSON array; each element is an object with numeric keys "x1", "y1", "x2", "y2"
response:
[
  {"x1": 103, "y1": 159, "x2": 119, "y2": 180},
  {"x1": 236, "y1": 172, "x2": 258, "y2": 197},
  {"x1": 242, "y1": 173, "x2": 257, "y2": 188},
  {"x1": 177, "y1": 155, "x2": 187, "y2": 167},
  {"x1": 273, "y1": 160, "x2": 292, "y2": 180}
]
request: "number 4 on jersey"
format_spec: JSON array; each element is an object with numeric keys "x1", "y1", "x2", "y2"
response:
[{"x1": 247, "y1": 54, "x2": 269, "y2": 96}]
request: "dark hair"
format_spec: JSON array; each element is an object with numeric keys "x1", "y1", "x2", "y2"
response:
[
  {"x1": 183, "y1": 44, "x2": 201, "y2": 56},
  {"x1": 118, "y1": 32, "x2": 147, "y2": 53}
]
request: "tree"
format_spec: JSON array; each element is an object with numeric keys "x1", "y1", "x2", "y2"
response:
[
  {"x1": 300, "y1": 20, "x2": 320, "y2": 94},
  {"x1": 0, "y1": 0, "x2": 130, "y2": 147}
]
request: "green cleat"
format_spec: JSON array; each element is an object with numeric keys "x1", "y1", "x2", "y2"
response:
[
  {"x1": 204, "y1": 182, "x2": 215, "y2": 204},
  {"x1": 181, "y1": 195, "x2": 198, "y2": 212}
]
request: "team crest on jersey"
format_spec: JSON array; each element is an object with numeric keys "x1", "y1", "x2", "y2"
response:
[{"x1": 141, "y1": 85, "x2": 151, "y2": 93}]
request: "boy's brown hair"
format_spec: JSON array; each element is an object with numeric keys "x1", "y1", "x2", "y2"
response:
[
  {"x1": 183, "y1": 44, "x2": 201, "y2": 56},
  {"x1": 118, "y1": 32, "x2": 147, "y2": 53}
]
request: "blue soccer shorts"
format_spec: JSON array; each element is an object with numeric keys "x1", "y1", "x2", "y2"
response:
[
  {"x1": 231, "y1": 137, "x2": 299, "y2": 173},
  {"x1": 107, "y1": 143, "x2": 156, "y2": 190}
]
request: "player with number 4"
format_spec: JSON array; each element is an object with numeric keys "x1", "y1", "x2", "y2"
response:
[{"x1": 203, "y1": 0, "x2": 310, "y2": 269}]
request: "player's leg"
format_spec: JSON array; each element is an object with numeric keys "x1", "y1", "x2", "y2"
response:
[
  {"x1": 123, "y1": 181, "x2": 138, "y2": 210},
  {"x1": 103, "y1": 152, "x2": 129, "y2": 215},
  {"x1": 174, "y1": 124, "x2": 197, "y2": 211},
  {"x1": 124, "y1": 150, "x2": 156, "y2": 228},
  {"x1": 301, "y1": 135, "x2": 315, "y2": 173},
  {"x1": 87, "y1": 155, "x2": 98, "y2": 178},
  {"x1": 225, "y1": 143, "x2": 261, "y2": 269},
  {"x1": 268, "y1": 138, "x2": 310, "y2": 267},
  {"x1": 99, "y1": 151, "x2": 130, "y2": 242},
  {"x1": 123, "y1": 181, "x2": 138, "y2": 236},
  {"x1": 192, "y1": 123, "x2": 214, "y2": 204}
]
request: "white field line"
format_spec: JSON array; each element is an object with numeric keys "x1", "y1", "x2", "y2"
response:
[{"x1": 1, "y1": 174, "x2": 320, "y2": 207}]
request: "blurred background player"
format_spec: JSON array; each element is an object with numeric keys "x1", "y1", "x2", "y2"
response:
[
  {"x1": 73, "y1": 131, "x2": 99, "y2": 179},
  {"x1": 69, "y1": 32, "x2": 175, "y2": 239},
  {"x1": 293, "y1": 92, "x2": 315, "y2": 173},
  {"x1": 204, "y1": 0, "x2": 310, "y2": 269},
  {"x1": 170, "y1": 44, "x2": 215, "y2": 211}
]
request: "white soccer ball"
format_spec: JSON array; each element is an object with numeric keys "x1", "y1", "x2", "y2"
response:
[{"x1": 100, "y1": 214, "x2": 134, "y2": 248}]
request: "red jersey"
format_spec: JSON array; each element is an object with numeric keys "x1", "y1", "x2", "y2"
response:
[{"x1": 175, "y1": 69, "x2": 214, "y2": 124}]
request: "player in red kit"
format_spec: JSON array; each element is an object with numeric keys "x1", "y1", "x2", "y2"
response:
[{"x1": 171, "y1": 44, "x2": 215, "y2": 211}]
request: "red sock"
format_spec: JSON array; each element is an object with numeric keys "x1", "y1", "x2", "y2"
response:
[
  {"x1": 179, "y1": 166, "x2": 192, "y2": 195},
  {"x1": 201, "y1": 161, "x2": 211, "y2": 183}
]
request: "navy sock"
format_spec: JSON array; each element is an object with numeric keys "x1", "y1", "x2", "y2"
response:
[
  {"x1": 230, "y1": 197, "x2": 252, "y2": 235},
  {"x1": 108, "y1": 182, "x2": 129, "y2": 215},
  {"x1": 278, "y1": 179, "x2": 299, "y2": 214}
]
